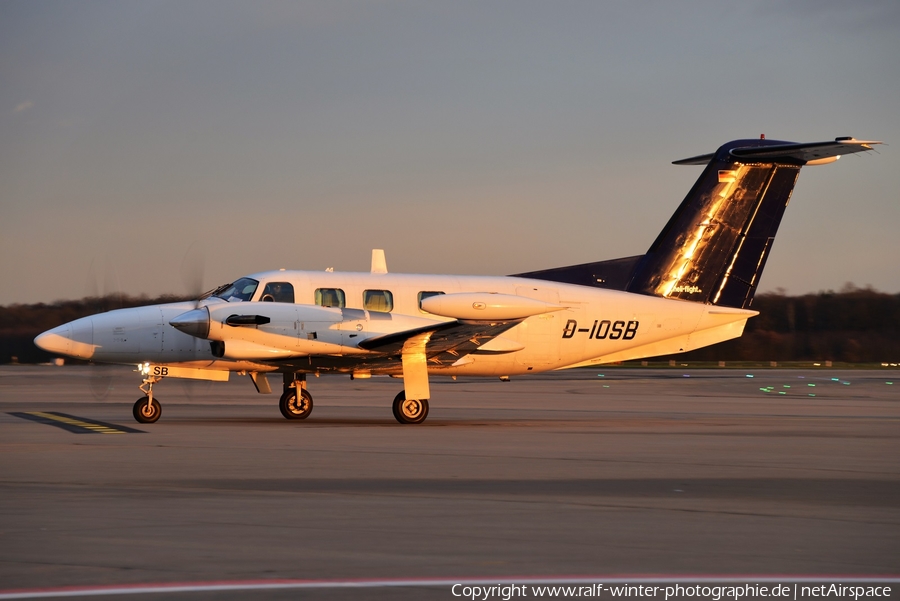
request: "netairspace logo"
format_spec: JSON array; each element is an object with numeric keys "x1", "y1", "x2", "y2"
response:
[{"x1": 451, "y1": 583, "x2": 894, "y2": 600}]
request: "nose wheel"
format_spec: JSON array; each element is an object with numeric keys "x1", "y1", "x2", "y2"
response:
[
  {"x1": 133, "y1": 374, "x2": 163, "y2": 424},
  {"x1": 392, "y1": 391, "x2": 429, "y2": 424},
  {"x1": 133, "y1": 396, "x2": 161, "y2": 423}
]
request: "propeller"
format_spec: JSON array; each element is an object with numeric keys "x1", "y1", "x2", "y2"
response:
[
  {"x1": 84, "y1": 256, "x2": 124, "y2": 400},
  {"x1": 81, "y1": 245, "x2": 210, "y2": 402}
]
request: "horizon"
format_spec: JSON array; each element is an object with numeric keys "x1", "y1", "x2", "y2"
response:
[{"x1": 3, "y1": 280, "x2": 896, "y2": 308}]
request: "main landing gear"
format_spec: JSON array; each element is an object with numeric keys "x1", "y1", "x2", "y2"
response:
[
  {"x1": 280, "y1": 373, "x2": 313, "y2": 419},
  {"x1": 392, "y1": 391, "x2": 429, "y2": 425},
  {"x1": 133, "y1": 374, "x2": 162, "y2": 423},
  {"x1": 275, "y1": 373, "x2": 428, "y2": 424},
  {"x1": 280, "y1": 388, "x2": 313, "y2": 419}
]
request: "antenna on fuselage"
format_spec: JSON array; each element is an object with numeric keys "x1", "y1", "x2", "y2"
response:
[{"x1": 371, "y1": 249, "x2": 388, "y2": 274}]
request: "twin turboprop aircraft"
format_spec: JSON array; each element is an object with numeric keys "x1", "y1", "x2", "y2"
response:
[{"x1": 34, "y1": 136, "x2": 881, "y2": 424}]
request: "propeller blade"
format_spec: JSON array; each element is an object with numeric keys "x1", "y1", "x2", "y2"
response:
[
  {"x1": 181, "y1": 242, "x2": 206, "y2": 305},
  {"x1": 87, "y1": 362, "x2": 115, "y2": 400}
]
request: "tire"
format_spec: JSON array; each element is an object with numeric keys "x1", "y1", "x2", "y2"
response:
[
  {"x1": 133, "y1": 396, "x2": 161, "y2": 424},
  {"x1": 392, "y1": 391, "x2": 429, "y2": 424},
  {"x1": 279, "y1": 388, "x2": 313, "y2": 420}
]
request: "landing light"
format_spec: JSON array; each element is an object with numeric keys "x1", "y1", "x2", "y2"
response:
[{"x1": 137, "y1": 362, "x2": 151, "y2": 376}]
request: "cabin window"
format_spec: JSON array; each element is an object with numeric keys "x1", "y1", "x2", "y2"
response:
[
  {"x1": 363, "y1": 289, "x2": 393, "y2": 313},
  {"x1": 214, "y1": 278, "x2": 259, "y2": 303},
  {"x1": 315, "y1": 288, "x2": 346, "y2": 308},
  {"x1": 260, "y1": 282, "x2": 294, "y2": 303},
  {"x1": 417, "y1": 291, "x2": 444, "y2": 313}
]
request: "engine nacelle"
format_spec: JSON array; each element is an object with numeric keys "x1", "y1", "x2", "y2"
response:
[
  {"x1": 420, "y1": 292, "x2": 565, "y2": 320},
  {"x1": 210, "y1": 302, "x2": 348, "y2": 357},
  {"x1": 170, "y1": 301, "x2": 446, "y2": 360}
]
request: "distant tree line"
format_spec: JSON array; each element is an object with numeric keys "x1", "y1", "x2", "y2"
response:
[
  {"x1": 664, "y1": 285, "x2": 900, "y2": 363},
  {"x1": 1, "y1": 286, "x2": 898, "y2": 364},
  {"x1": 0, "y1": 295, "x2": 189, "y2": 364}
]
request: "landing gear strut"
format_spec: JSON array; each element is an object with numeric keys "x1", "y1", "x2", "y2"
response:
[
  {"x1": 133, "y1": 374, "x2": 162, "y2": 423},
  {"x1": 392, "y1": 391, "x2": 429, "y2": 424},
  {"x1": 280, "y1": 373, "x2": 313, "y2": 420}
]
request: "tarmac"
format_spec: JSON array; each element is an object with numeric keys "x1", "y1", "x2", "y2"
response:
[{"x1": 0, "y1": 365, "x2": 898, "y2": 599}]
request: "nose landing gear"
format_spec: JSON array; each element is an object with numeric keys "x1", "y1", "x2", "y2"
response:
[
  {"x1": 133, "y1": 374, "x2": 163, "y2": 423},
  {"x1": 133, "y1": 396, "x2": 161, "y2": 423}
]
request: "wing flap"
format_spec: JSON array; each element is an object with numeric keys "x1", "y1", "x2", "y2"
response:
[{"x1": 358, "y1": 319, "x2": 522, "y2": 360}]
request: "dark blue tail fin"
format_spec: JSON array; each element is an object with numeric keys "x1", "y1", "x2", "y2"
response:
[{"x1": 514, "y1": 137, "x2": 880, "y2": 309}]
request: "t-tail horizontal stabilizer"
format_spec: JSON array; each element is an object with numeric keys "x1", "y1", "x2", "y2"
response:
[{"x1": 672, "y1": 137, "x2": 881, "y2": 166}]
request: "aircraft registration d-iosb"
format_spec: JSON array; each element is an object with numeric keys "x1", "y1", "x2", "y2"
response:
[{"x1": 35, "y1": 136, "x2": 881, "y2": 424}]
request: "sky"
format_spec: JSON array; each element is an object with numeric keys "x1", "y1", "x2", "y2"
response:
[{"x1": 1, "y1": 1, "x2": 898, "y2": 305}]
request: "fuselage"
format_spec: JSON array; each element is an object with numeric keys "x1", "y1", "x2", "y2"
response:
[{"x1": 36, "y1": 269, "x2": 757, "y2": 377}]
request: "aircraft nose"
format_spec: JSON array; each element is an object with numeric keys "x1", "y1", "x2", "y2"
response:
[
  {"x1": 34, "y1": 324, "x2": 71, "y2": 355},
  {"x1": 34, "y1": 317, "x2": 95, "y2": 359},
  {"x1": 170, "y1": 307, "x2": 210, "y2": 339}
]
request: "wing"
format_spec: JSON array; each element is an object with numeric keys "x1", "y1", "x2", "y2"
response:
[{"x1": 358, "y1": 319, "x2": 523, "y2": 366}]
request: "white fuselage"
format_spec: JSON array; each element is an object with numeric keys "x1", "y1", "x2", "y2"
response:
[{"x1": 48, "y1": 269, "x2": 757, "y2": 377}]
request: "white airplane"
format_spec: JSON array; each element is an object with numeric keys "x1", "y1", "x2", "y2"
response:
[{"x1": 35, "y1": 136, "x2": 880, "y2": 425}]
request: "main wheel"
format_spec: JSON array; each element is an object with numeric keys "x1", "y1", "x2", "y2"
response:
[
  {"x1": 279, "y1": 388, "x2": 313, "y2": 420},
  {"x1": 392, "y1": 391, "x2": 429, "y2": 424},
  {"x1": 133, "y1": 396, "x2": 161, "y2": 424}
]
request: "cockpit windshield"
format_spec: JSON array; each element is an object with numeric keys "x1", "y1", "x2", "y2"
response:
[{"x1": 211, "y1": 278, "x2": 259, "y2": 302}]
